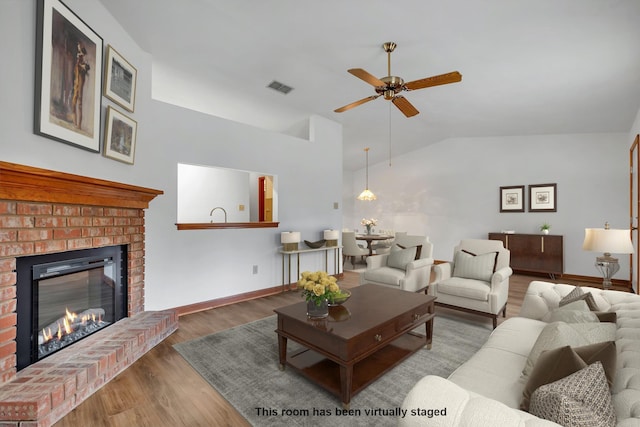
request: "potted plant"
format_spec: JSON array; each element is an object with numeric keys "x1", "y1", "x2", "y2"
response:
[{"x1": 540, "y1": 223, "x2": 551, "y2": 235}]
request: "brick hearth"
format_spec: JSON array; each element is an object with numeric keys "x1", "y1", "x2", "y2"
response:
[{"x1": 0, "y1": 162, "x2": 172, "y2": 426}]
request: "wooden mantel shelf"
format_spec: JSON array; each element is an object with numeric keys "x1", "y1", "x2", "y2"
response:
[
  {"x1": 0, "y1": 161, "x2": 163, "y2": 209},
  {"x1": 176, "y1": 222, "x2": 279, "y2": 230}
]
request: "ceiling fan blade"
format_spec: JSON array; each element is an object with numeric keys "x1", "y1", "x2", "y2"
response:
[
  {"x1": 404, "y1": 71, "x2": 462, "y2": 91},
  {"x1": 334, "y1": 95, "x2": 381, "y2": 113},
  {"x1": 348, "y1": 68, "x2": 386, "y2": 87},
  {"x1": 392, "y1": 96, "x2": 419, "y2": 118}
]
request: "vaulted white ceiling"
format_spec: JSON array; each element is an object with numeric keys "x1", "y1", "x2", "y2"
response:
[{"x1": 99, "y1": 0, "x2": 640, "y2": 171}]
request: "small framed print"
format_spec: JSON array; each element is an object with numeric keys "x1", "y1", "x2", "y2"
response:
[
  {"x1": 500, "y1": 185, "x2": 525, "y2": 212},
  {"x1": 529, "y1": 183, "x2": 557, "y2": 212},
  {"x1": 103, "y1": 106, "x2": 137, "y2": 164},
  {"x1": 103, "y1": 45, "x2": 137, "y2": 112}
]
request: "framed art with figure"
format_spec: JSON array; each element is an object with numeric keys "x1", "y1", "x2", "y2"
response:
[
  {"x1": 104, "y1": 45, "x2": 137, "y2": 112},
  {"x1": 529, "y1": 183, "x2": 557, "y2": 212},
  {"x1": 34, "y1": 0, "x2": 103, "y2": 152},
  {"x1": 500, "y1": 185, "x2": 525, "y2": 212},
  {"x1": 103, "y1": 106, "x2": 137, "y2": 164}
]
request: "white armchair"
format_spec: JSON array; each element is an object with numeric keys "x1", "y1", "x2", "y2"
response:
[
  {"x1": 362, "y1": 235, "x2": 434, "y2": 292},
  {"x1": 429, "y1": 239, "x2": 512, "y2": 328}
]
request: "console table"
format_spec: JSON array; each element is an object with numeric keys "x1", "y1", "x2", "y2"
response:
[
  {"x1": 279, "y1": 246, "x2": 342, "y2": 292},
  {"x1": 488, "y1": 232, "x2": 563, "y2": 278}
]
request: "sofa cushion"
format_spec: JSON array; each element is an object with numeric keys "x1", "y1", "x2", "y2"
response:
[
  {"x1": 560, "y1": 286, "x2": 598, "y2": 311},
  {"x1": 437, "y1": 277, "x2": 490, "y2": 301},
  {"x1": 363, "y1": 267, "x2": 404, "y2": 286},
  {"x1": 523, "y1": 321, "x2": 616, "y2": 377},
  {"x1": 529, "y1": 361, "x2": 616, "y2": 427},
  {"x1": 452, "y1": 250, "x2": 498, "y2": 282},
  {"x1": 387, "y1": 246, "x2": 417, "y2": 271},
  {"x1": 543, "y1": 300, "x2": 600, "y2": 324},
  {"x1": 520, "y1": 341, "x2": 617, "y2": 411}
]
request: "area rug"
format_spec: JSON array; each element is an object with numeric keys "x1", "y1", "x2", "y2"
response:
[{"x1": 173, "y1": 313, "x2": 491, "y2": 427}]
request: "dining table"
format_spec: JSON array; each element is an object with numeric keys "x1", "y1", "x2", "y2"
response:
[{"x1": 355, "y1": 233, "x2": 393, "y2": 256}]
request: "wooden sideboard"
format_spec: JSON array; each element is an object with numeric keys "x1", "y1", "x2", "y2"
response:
[{"x1": 488, "y1": 232, "x2": 563, "y2": 278}]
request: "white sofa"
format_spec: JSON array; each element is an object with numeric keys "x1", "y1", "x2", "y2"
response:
[{"x1": 399, "y1": 281, "x2": 640, "y2": 426}]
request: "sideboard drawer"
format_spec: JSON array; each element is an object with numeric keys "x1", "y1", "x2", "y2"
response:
[
  {"x1": 350, "y1": 321, "x2": 398, "y2": 359},
  {"x1": 395, "y1": 303, "x2": 432, "y2": 332}
]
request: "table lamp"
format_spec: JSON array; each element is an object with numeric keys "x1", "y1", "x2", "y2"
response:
[
  {"x1": 281, "y1": 231, "x2": 300, "y2": 251},
  {"x1": 582, "y1": 222, "x2": 634, "y2": 289},
  {"x1": 323, "y1": 229, "x2": 339, "y2": 247}
]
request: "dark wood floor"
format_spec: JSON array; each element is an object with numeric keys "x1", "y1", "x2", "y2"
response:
[{"x1": 53, "y1": 272, "x2": 585, "y2": 426}]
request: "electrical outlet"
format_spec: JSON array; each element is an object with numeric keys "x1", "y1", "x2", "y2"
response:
[{"x1": 252, "y1": 265, "x2": 258, "y2": 274}]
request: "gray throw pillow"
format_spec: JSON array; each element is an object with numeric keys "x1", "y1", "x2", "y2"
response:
[
  {"x1": 529, "y1": 362, "x2": 616, "y2": 427},
  {"x1": 560, "y1": 286, "x2": 598, "y2": 311},
  {"x1": 387, "y1": 246, "x2": 417, "y2": 271},
  {"x1": 543, "y1": 300, "x2": 600, "y2": 323},
  {"x1": 452, "y1": 250, "x2": 497, "y2": 282}
]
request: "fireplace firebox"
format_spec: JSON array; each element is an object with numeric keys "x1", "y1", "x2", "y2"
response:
[{"x1": 16, "y1": 245, "x2": 127, "y2": 370}]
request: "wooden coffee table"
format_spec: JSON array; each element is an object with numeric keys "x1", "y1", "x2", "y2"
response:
[{"x1": 274, "y1": 284, "x2": 436, "y2": 409}]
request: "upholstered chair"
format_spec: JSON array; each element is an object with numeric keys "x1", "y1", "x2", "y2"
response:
[
  {"x1": 362, "y1": 235, "x2": 434, "y2": 292},
  {"x1": 429, "y1": 239, "x2": 512, "y2": 328},
  {"x1": 342, "y1": 231, "x2": 369, "y2": 267}
]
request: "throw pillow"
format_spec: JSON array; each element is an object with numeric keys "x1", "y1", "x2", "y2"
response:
[
  {"x1": 520, "y1": 341, "x2": 617, "y2": 411},
  {"x1": 387, "y1": 246, "x2": 417, "y2": 271},
  {"x1": 396, "y1": 244, "x2": 422, "y2": 260},
  {"x1": 452, "y1": 250, "x2": 498, "y2": 282},
  {"x1": 529, "y1": 362, "x2": 617, "y2": 427},
  {"x1": 594, "y1": 311, "x2": 617, "y2": 323},
  {"x1": 560, "y1": 286, "x2": 599, "y2": 311},
  {"x1": 522, "y1": 321, "x2": 616, "y2": 377},
  {"x1": 543, "y1": 300, "x2": 600, "y2": 323},
  {"x1": 520, "y1": 345, "x2": 587, "y2": 411}
]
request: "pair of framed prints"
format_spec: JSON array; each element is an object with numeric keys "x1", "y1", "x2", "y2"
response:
[
  {"x1": 34, "y1": 0, "x2": 138, "y2": 164},
  {"x1": 500, "y1": 184, "x2": 557, "y2": 213}
]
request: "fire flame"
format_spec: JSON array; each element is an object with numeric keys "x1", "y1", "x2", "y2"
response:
[{"x1": 40, "y1": 308, "x2": 103, "y2": 344}]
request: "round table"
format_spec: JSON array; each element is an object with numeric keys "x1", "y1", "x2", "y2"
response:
[{"x1": 355, "y1": 234, "x2": 393, "y2": 256}]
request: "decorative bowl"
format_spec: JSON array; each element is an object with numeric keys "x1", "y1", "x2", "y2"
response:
[
  {"x1": 329, "y1": 289, "x2": 351, "y2": 306},
  {"x1": 304, "y1": 239, "x2": 326, "y2": 249}
]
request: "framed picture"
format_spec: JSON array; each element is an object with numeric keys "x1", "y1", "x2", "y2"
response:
[
  {"x1": 34, "y1": 0, "x2": 103, "y2": 152},
  {"x1": 529, "y1": 183, "x2": 557, "y2": 212},
  {"x1": 103, "y1": 107, "x2": 137, "y2": 164},
  {"x1": 104, "y1": 45, "x2": 137, "y2": 112},
  {"x1": 500, "y1": 185, "x2": 525, "y2": 212}
]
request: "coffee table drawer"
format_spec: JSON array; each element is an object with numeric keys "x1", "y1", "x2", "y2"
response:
[
  {"x1": 350, "y1": 321, "x2": 399, "y2": 359},
  {"x1": 395, "y1": 303, "x2": 433, "y2": 332}
]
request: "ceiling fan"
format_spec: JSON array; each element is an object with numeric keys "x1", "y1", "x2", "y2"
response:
[{"x1": 334, "y1": 42, "x2": 462, "y2": 118}]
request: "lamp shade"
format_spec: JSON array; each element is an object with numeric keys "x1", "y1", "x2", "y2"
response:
[
  {"x1": 582, "y1": 228, "x2": 634, "y2": 254},
  {"x1": 323, "y1": 229, "x2": 339, "y2": 240},
  {"x1": 280, "y1": 231, "x2": 300, "y2": 244}
]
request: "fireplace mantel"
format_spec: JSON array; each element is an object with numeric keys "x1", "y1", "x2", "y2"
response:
[{"x1": 0, "y1": 161, "x2": 163, "y2": 209}]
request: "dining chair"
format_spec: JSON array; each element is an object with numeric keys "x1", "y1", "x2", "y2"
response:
[{"x1": 342, "y1": 231, "x2": 369, "y2": 267}]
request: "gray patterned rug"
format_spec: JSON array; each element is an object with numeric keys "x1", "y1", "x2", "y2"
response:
[{"x1": 173, "y1": 313, "x2": 491, "y2": 427}]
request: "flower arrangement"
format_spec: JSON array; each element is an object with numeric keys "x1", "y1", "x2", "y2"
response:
[
  {"x1": 299, "y1": 271, "x2": 341, "y2": 306},
  {"x1": 361, "y1": 218, "x2": 377, "y2": 234}
]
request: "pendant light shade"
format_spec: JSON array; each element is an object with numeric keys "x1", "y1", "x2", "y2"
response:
[{"x1": 357, "y1": 148, "x2": 377, "y2": 201}]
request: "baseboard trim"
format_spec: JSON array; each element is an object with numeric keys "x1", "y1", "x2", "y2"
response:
[{"x1": 174, "y1": 284, "x2": 289, "y2": 317}]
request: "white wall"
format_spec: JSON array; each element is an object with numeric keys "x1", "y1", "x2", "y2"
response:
[
  {"x1": 0, "y1": 0, "x2": 343, "y2": 310},
  {"x1": 346, "y1": 133, "x2": 632, "y2": 279}
]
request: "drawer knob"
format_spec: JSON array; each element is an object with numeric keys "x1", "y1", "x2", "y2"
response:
[
  {"x1": 413, "y1": 313, "x2": 420, "y2": 321},
  {"x1": 374, "y1": 334, "x2": 382, "y2": 342}
]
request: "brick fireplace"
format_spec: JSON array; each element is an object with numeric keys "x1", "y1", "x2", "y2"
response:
[{"x1": 0, "y1": 162, "x2": 176, "y2": 426}]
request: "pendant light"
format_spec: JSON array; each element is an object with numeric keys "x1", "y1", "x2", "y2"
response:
[{"x1": 357, "y1": 147, "x2": 377, "y2": 201}]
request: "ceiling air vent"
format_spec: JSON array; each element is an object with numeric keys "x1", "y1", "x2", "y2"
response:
[{"x1": 267, "y1": 80, "x2": 293, "y2": 95}]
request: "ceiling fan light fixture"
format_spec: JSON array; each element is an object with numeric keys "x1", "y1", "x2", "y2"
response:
[{"x1": 357, "y1": 147, "x2": 377, "y2": 201}]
